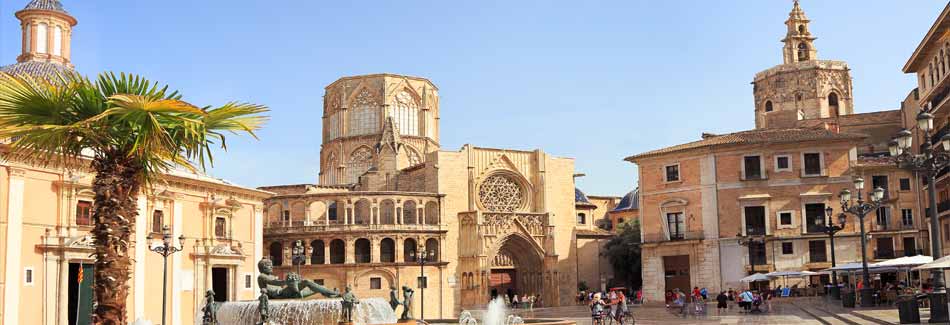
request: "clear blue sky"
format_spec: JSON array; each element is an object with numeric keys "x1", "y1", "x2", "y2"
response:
[{"x1": 0, "y1": 1, "x2": 944, "y2": 196}]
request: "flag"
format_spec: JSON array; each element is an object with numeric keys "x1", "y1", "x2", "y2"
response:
[{"x1": 77, "y1": 264, "x2": 84, "y2": 284}]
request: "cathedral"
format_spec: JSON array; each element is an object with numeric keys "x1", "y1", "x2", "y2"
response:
[{"x1": 259, "y1": 74, "x2": 616, "y2": 317}]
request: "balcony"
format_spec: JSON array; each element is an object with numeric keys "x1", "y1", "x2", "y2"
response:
[
  {"x1": 642, "y1": 231, "x2": 704, "y2": 244},
  {"x1": 264, "y1": 222, "x2": 443, "y2": 235},
  {"x1": 874, "y1": 249, "x2": 896, "y2": 260},
  {"x1": 904, "y1": 248, "x2": 924, "y2": 257},
  {"x1": 809, "y1": 254, "x2": 828, "y2": 264}
]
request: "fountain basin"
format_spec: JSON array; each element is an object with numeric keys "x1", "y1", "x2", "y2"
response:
[
  {"x1": 423, "y1": 320, "x2": 575, "y2": 325},
  {"x1": 205, "y1": 297, "x2": 398, "y2": 325}
]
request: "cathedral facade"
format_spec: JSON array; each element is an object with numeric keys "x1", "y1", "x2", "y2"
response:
[{"x1": 260, "y1": 74, "x2": 611, "y2": 317}]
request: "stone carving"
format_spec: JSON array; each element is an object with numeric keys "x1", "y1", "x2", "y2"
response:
[
  {"x1": 256, "y1": 258, "x2": 341, "y2": 299},
  {"x1": 209, "y1": 244, "x2": 243, "y2": 257},
  {"x1": 482, "y1": 213, "x2": 545, "y2": 236},
  {"x1": 478, "y1": 174, "x2": 524, "y2": 212},
  {"x1": 355, "y1": 88, "x2": 377, "y2": 106},
  {"x1": 346, "y1": 147, "x2": 374, "y2": 183},
  {"x1": 67, "y1": 235, "x2": 95, "y2": 249}
]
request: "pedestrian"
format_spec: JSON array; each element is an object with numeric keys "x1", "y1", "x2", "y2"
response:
[
  {"x1": 512, "y1": 294, "x2": 520, "y2": 308},
  {"x1": 740, "y1": 289, "x2": 754, "y2": 312},
  {"x1": 700, "y1": 287, "x2": 708, "y2": 300},
  {"x1": 716, "y1": 291, "x2": 728, "y2": 315},
  {"x1": 665, "y1": 290, "x2": 673, "y2": 308}
]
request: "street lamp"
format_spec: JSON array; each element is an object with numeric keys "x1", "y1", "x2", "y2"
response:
[
  {"x1": 291, "y1": 240, "x2": 307, "y2": 275},
  {"x1": 147, "y1": 225, "x2": 185, "y2": 325},
  {"x1": 411, "y1": 246, "x2": 434, "y2": 322},
  {"x1": 816, "y1": 207, "x2": 847, "y2": 299},
  {"x1": 889, "y1": 109, "x2": 950, "y2": 322},
  {"x1": 839, "y1": 178, "x2": 885, "y2": 308}
]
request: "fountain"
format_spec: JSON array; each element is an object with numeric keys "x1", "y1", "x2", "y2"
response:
[
  {"x1": 426, "y1": 298, "x2": 571, "y2": 325},
  {"x1": 198, "y1": 259, "x2": 399, "y2": 325}
]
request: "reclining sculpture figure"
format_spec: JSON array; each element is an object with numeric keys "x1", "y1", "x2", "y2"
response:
[{"x1": 256, "y1": 258, "x2": 341, "y2": 299}]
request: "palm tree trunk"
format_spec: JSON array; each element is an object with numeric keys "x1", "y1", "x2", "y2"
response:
[{"x1": 90, "y1": 155, "x2": 141, "y2": 325}]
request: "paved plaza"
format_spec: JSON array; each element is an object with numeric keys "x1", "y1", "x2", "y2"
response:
[{"x1": 466, "y1": 297, "x2": 929, "y2": 325}]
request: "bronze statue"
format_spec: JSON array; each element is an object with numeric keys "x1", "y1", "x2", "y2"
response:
[
  {"x1": 340, "y1": 286, "x2": 359, "y2": 323},
  {"x1": 389, "y1": 286, "x2": 401, "y2": 311},
  {"x1": 400, "y1": 285, "x2": 415, "y2": 320},
  {"x1": 256, "y1": 258, "x2": 340, "y2": 299},
  {"x1": 201, "y1": 289, "x2": 217, "y2": 325},
  {"x1": 257, "y1": 288, "x2": 270, "y2": 325}
]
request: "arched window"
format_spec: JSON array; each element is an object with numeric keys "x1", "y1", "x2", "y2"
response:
[
  {"x1": 424, "y1": 202, "x2": 439, "y2": 225},
  {"x1": 214, "y1": 217, "x2": 227, "y2": 238},
  {"x1": 348, "y1": 89, "x2": 379, "y2": 136},
  {"x1": 24, "y1": 24, "x2": 31, "y2": 52},
  {"x1": 328, "y1": 202, "x2": 338, "y2": 222},
  {"x1": 403, "y1": 238, "x2": 418, "y2": 262},
  {"x1": 797, "y1": 43, "x2": 809, "y2": 61},
  {"x1": 942, "y1": 50, "x2": 947, "y2": 76},
  {"x1": 798, "y1": 25, "x2": 806, "y2": 34},
  {"x1": 577, "y1": 213, "x2": 587, "y2": 225},
  {"x1": 345, "y1": 147, "x2": 374, "y2": 184},
  {"x1": 355, "y1": 238, "x2": 371, "y2": 263},
  {"x1": 425, "y1": 238, "x2": 440, "y2": 262},
  {"x1": 323, "y1": 152, "x2": 337, "y2": 185},
  {"x1": 269, "y1": 242, "x2": 283, "y2": 266},
  {"x1": 52, "y1": 26, "x2": 62, "y2": 56},
  {"x1": 292, "y1": 202, "x2": 306, "y2": 223},
  {"x1": 764, "y1": 101, "x2": 773, "y2": 112},
  {"x1": 354, "y1": 199, "x2": 371, "y2": 225},
  {"x1": 828, "y1": 92, "x2": 840, "y2": 117},
  {"x1": 389, "y1": 90, "x2": 420, "y2": 136},
  {"x1": 380, "y1": 238, "x2": 395, "y2": 263},
  {"x1": 310, "y1": 240, "x2": 325, "y2": 264},
  {"x1": 403, "y1": 201, "x2": 417, "y2": 224},
  {"x1": 36, "y1": 23, "x2": 47, "y2": 54},
  {"x1": 330, "y1": 239, "x2": 346, "y2": 264},
  {"x1": 326, "y1": 112, "x2": 341, "y2": 140},
  {"x1": 380, "y1": 200, "x2": 395, "y2": 224}
]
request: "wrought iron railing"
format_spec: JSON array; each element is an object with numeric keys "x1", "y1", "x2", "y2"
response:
[{"x1": 641, "y1": 231, "x2": 704, "y2": 243}]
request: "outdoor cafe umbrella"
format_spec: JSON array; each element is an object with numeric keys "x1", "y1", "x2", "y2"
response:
[
  {"x1": 874, "y1": 255, "x2": 933, "y2": 287},
  {"x1": 740, "y1": 273, "x2": 771, "y2": 283},
  {"x1": 912, "y1": 255, "x2": 950, "y2": 270},
  {"x1": 766, "y1": 270, "x2": 819, "y2": 287}
]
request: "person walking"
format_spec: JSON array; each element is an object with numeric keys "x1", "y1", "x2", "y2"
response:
[
  {"x1": 740, "y1": 289, "x2": 754, "y2": 312},
  {"x1": 716, "y1": 291, "x2": 728, "y2": 315}
]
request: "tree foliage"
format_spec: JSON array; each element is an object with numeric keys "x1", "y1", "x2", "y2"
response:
[{"x1": 603, "y1": 219, "x2": 643, "y2": 289}]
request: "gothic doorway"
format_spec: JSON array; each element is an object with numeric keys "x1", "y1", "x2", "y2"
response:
[{"x1": 489, "y1": 234, "x2": 544, "y2": 298}]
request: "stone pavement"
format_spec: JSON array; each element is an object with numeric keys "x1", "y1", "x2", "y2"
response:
[{"x1": 464, "y1": 297, "x2": 928, "y2": 325}]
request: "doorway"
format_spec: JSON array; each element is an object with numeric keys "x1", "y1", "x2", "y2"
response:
[
  {"x1": 490, "y1": 269, "x2": 517, "y2": 296},
  {"x1": 212, "y1": 267, "x2": 229, "y2": 302},
  {"x1": 663, "y1": 255, "x2": 690, "y2": 293},
  {"x1": 68, "y1": 263, "x2": 94, "y2": 325}
]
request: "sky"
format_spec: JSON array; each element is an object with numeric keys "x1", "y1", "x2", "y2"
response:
[{"x1": 0, "y1": 0, "x2": 945, "y2": 196}]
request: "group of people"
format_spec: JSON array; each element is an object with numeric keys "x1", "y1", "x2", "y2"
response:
[
  {"x1": 490, "y1": 288, "x2": 539, "y2": 310},
  {"x1": 664, "y1": 287, "x2": 773, "y2": 316},
  {"x1": 588, "y1": 289, "x2": 630, "y2": 323}
]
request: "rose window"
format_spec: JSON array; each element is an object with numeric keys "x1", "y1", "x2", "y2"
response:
[{"x1": 478, "y1": 174, "x2": 524, "y2": 212}]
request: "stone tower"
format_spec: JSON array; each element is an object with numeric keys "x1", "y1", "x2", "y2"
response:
[
  {"x1": 318, "y1": 74, "x2": 440, "y2": 186},
  {"x1": 0, "y1": 0, "x2": 77, "y2": 77},
  {"x1": 753, "y1": 0, "x2": 854, "y2": 129}
]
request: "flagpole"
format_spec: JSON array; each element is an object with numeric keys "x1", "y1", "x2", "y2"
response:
[{"x1": 75, "y1": 263, "x2": 83, "y2": 325}]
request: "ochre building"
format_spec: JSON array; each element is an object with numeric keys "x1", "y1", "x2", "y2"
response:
[
  {"x1": 0, "y1": 1, "x2": 272, "y2": 324},
  {"x1": 260, "y1": 73, "x2": 613, "y2": 318}
]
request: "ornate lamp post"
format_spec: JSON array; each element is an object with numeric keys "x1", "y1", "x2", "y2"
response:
[
  {"x1": 411, "y1": 247, "x2": 433, "y2": 322},
  {"x1": 816, "y1": 207, "x2": 847, "y2": 299},
  {"x1": 839, "y1": 178, "x2": 885, "y2": 308},
  {"x1": 147, "y1": 225, "x2": 185, "y2": 325},
  {"x1": 291, "y1": 240, "x2": 307, "y2": 275},
  {"x1": 889, "y1": 109, "x2": 950, "y2": 322},
  {"x1": 737, "y1": 234, "x2": 766, "y2": 289}
]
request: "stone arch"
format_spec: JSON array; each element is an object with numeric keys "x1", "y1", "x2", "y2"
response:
[
  {"x1": 403, "y1": 237, "x2": 418, "y2": 262},
  {"x1": 323, "y1": 151, "x2": 338, "y2": 184},
  {"x1": 291, "y1": 201, "x2": 307, "y2": 222},
  {"x1": 488, "y1": 233, "x2": 546, "y2": 297},
  {"x1": 425, "y1": 238, "x2": 440, "y2": 262},
  {"x1": 828, "y1": 91, "x2": 840, "y2": 117},
  {"x1": 355, "y1": 238, "x2": 371, "y2": 263},
  {"x1": 764, "y1": 100, "x2": 773, "y2": 112},
  {"x1": 330, "y1": 239, "x2": 346, "y2": 264},
  {"x1": 310, "y1": 239, "x2": 326, "y2": 264},
  {"x1": 797, "y1": 42, "x2": 809, "y2": 61},
  {"x1": 269, "y1": 242, "x2": 283, "y2": 266},
  {"x1": 346, "y1": 146, "x2": 375, "y2": 184},
  {"x1": 309, "y1": 201, "x2": 327, "y2": 223},
  {"x1": 390, "y1": 88, "x2": 421, "y2": 136},
  {"x1": 403, "y1": 145, "x2": 423, "y2": 167},
  {"x1": 354, "y1": 199, "x2": 371, "y2": 225},
  {"x1": 424, "y1": 201, "x2": 439, "y2": 225},
  {"x1": 477, "y1": 170, "x2": 532, "y2": 212},
  {"x1": 380, "y1": 238, "x2": 396, "y2": 263},
  {"x1": 266, "y1": 203, "x2": 282, "y2": 224},
  {"x1": 403, "y1": 200, "x2": 417, "y2": 224},
  {"x1": 355, "y1": 269, "x2": 396, "y2": 291},
  {"x1": 380, "y1": 199, "x2": 395, "y2": 224}
]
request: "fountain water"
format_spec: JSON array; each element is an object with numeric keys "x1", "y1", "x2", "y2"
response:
[{"x1": 200, "y1": 297, "x2": 397, "y2": 325}]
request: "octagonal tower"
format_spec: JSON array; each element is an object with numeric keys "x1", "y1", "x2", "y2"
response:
[{"x1": 319, "y1": 74, "x2": 440, "y2": 185}]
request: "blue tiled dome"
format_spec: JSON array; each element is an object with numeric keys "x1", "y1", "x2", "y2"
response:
[
  {"x1": 611, "y1": 188, "x2": 638, "y2": 212},
  {"x1": 575, "y1": 188, "x2": 591, "y2": 203},
  {"x1": 21, "y1": 0, "x2": 68, "y2": 14},
  {"x1": 0, "y1": 61, "x2": 73, "y2": 80}
]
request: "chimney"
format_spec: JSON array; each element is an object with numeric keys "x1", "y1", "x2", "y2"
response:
[{"x1": 701, "y1": 132, "x2": 719, "y2": 140}]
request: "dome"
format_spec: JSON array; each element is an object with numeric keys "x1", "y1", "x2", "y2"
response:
[
  {"x1": 21, "y1": 0, "x2": 68, "y2": 14},
  {"x1": 574, "y1": 188, "x2": 591, "y2": 203},
  {"x1": 611, "y1": 188, "x2": 638, "y2": 212},
  {"x1": 0, "y1": 61, "x2": 73, "y2": 80}
]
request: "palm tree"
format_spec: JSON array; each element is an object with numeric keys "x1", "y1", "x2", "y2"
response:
[{"x1": 0, "y1": 72, "x2": 268, "y2": 324}]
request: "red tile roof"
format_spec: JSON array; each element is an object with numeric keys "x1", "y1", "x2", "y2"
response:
[{"x1": 625, "y1": 128, "x2": 866, "y2": 161}]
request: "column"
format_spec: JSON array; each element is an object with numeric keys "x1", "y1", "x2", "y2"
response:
[
  {"x1": 371, "y1": 239, "x2": 380, "y2": 263},
  {"x1": 3, "y1": 168, "x2": 25, "y2": 325},
  {"x1": 43, "y1": 239, "x2": 60, "y2": 325},
  {"x1": 172, "y1": 200, "x2": 184, "y2": 325},
  {"x1": 304, "y1": 201, "x2": 312, "y2": 226},
  {"x1": 345, "y1": 238, "x2": 355, "y2": 264},
  {"x1": 303, "y1": 241, "x2": 311, "y2": 266},
  {"x1": 397, "y1": 207, "x2": 403, "y2": 225},
  {"x1": 396, "y1": 237, "x2": 404, "y2": 262},
  {"x1": 324, "y1": 241, "x2": 331, "y2": 265},
  {"x1": 254, "y1": 206, "x2": 263, "y2": 292},
  {"x1": 133, "y1": 195, "x2": 147, "y2": 320},
  {"x1": 418, "y1": 208, "x2": 424, "y2": 224}
]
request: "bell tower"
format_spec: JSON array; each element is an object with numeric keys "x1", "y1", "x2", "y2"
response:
[
  {"x1": 752, "y1": 0, "x2": 854, "y2": 129},
  {"x1": 15, "y1": 0, "x2": 77, "y2": 68},
  {"x1": 782, "y1": 0, "x2": 817, "y2": 64}
]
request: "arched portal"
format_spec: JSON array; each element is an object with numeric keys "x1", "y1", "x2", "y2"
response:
[{"x1": 489, "y1": 234, "x2": 544, "y2": 298}]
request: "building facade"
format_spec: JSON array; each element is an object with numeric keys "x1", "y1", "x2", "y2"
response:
[
  {"x1": 626, "y1": 1, "x2": 928, "y2": 301},
  {"x1": 0, "y1": 2, "x2": 272, "y2": 324},
  {"x1": 261, "y1": 73, "x2": 609, "y2": 317}
]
